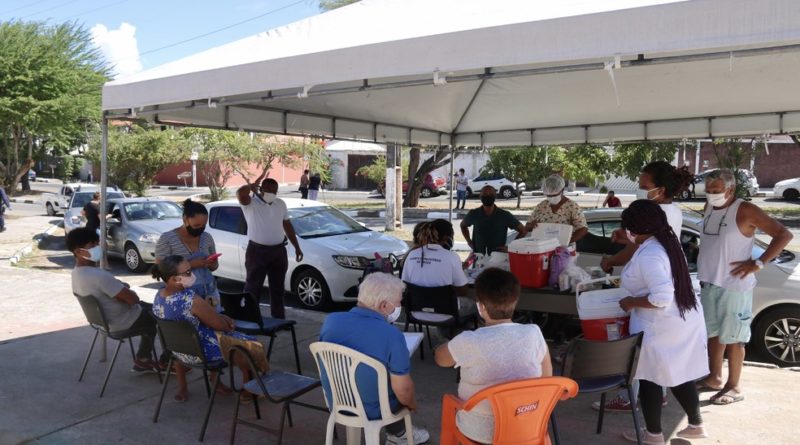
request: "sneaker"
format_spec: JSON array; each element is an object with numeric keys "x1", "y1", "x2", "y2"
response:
[
  {"x1": 623, "y1": 429, "x2": 666, "y2": 445},
  {"x1": 385, "y1": 426, "x2": 430, "y2": 445},
  {"x1": 131, "y1": 358, "x2": 157, "y2": 373},
  {"x1": 592, "y1": 395, "x2": 633, "y2": 412},
  {"x1": 677, "y1": 424, "x2": 708, "y2": 439}
]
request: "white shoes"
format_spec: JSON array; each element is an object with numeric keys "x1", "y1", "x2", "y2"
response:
[
  {"x1": 677, "y1": 424, "x2": 709, "y2": 439},
  {"x1": 623, "y1": 428, "x2": 666, "y2": 445},
  {"x1": 385, "y1": 426, "x2": 430, "y2": 445}
]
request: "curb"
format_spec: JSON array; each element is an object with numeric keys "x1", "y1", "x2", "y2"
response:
[
  {"x1": 8, "y1": 222, "x2": 63, "y2": 266},
  {"x1": 9, "y1": 198, "x2": 37, "y2": 204}
]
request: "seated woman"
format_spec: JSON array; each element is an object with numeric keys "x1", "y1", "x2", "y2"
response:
[
  {"x1": 152, "y1": 255, "x2": 255, "y2": 402},
  {"x1": 434, "y1": 268, "x2": 553, "y2": 444}
]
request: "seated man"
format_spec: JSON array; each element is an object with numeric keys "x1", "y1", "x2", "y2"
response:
[
  {"x1": 435, "y1": 268, "x2": 553, "y2": 444},
  {"x1": 319, "y1": 273, "x2": 430, "y2": 445},
  {"x1": 67, "y1": 227, "x2": 166, "y2": 373}
]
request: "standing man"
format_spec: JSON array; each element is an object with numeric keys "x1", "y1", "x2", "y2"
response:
[
  {"x1": 455, "y1": 168, "x2": 469, "y2": 210},
  {"x1": 299, "y1": 169, "x2": 310, "y2": 199},
  {"x1": 526, "y1": 174, "x2": 588, "y2": 244},
  {"x1": 461, "y1": 186, "x2": 526, "y2": 255},
  {"x1": 308, "y1": 172, "x2": 321, "y2": 201},
  {"x1": 237, "y1": 176, "x2": 304, "y2": 319},
  {"x1": 696, "y1": 169, "x2": 792, "y2": 405},
  {"x1": 0, "y1": 185, "x2": 11, "y2": 232},
  {"x1": 82, "y1": 192, "x2": 101, "y2": 234}
]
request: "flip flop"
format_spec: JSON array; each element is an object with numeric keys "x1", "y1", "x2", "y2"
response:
[
  {"x1": 696, "y1": 381, "x2": 722, "y2": 392},
  {"x1": 710, "y1": 389, "x2": 744, "y2": 405}
]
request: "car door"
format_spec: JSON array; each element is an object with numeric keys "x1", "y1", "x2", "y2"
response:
[
  {"x1": 106, "y1": 203, "x2": 125, "y2": 254},
  {"x1": 207, "y1": 206, "x2": 247, "y2": 282}
]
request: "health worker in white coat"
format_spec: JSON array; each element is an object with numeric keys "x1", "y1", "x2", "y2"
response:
[{"x1": 617, "y1": 200, "x2": 709, "y2": 445}]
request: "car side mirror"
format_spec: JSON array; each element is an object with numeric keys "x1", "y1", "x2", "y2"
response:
[{"x1": 107, "y1": 217, "x2": 120, "y2": 224}]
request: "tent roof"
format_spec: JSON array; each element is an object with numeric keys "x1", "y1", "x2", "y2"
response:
[{"x1": 102, "y1": 0, "x2": 800, "y2": 146}]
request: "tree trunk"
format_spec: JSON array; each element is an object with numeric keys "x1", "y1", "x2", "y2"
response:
[
  {"x1": 403, "y1": 146, "x2": 457, "y2": 208},
  {"x1": 404, "y1": 147, "x2": 422, "y2": 208},
  {"x1": 21, "y1": 133, "x2": 33, "y2": 191},
  {"x1": 516, "y1": 182, "x2": 522, "y2": 209}
]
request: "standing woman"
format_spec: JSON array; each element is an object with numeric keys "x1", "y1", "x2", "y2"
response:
[
  {"x1": 618, "y1": 200, "x2": 709, "y2": 444},
  {"x1": 155, "y1": 199, "x2": 221, "y2": 311}
]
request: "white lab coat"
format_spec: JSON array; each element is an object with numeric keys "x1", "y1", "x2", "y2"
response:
[{"x1": 621, "y1": 238, "x2": 709, "y2": 387}]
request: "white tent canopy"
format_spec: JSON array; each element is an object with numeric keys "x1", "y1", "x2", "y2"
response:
[{"x1": 103, "y1": 0, "x2": 800, "y2": 146}]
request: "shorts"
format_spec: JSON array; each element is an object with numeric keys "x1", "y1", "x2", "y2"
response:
[
  {"x1": 457, "y1": 190, "x2": 467, "y2": 200},
  {"x1": 700, "y1": 283, "x2": 753, "y2": 344}
]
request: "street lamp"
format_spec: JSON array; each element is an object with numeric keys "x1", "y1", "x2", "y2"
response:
[{"x1": 190, "y1": 150, "x2": 199, "y2": 188}]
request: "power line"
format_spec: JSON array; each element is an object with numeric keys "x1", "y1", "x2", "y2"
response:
[
  {"x1": 0, "y1": 0, "x2": 50, "y2": 16},
  {"x1": 18, "y1": 0, "x2": 81, "y2": 19},
  {"x1": 62, "y1": 0, "x2": 129, "y2": 21},
  {"x1": 139, "y1": 0, "x2": 307, "y2": 57}
]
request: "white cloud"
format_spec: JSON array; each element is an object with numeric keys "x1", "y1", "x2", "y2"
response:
[{"x1": 91, "y1": 22, "x2": 143, "y2": 79}]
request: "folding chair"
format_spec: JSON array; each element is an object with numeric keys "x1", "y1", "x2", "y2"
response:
[
  {"x1": 75, "y1": 293, "x2": 161, "y2": 397},
  {"x1": 227, "y1": 345, "x2": 327, "y2": 445},
  {"x1": 402, "y1": 283, "x2": 477, "y2": 359},
  {"x1": 152, "y1": 318, "x2": 229, "y2": 442}
]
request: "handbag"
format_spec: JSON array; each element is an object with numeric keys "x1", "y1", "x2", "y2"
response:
[{"x1": 216, "y1": 332, "x2": 270, "y2": 373}]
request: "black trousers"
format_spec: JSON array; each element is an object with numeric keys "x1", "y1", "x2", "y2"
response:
[
  {"x1": 244, "y1": 241, "x2": 288, "y2": 319},
  {"x1": 639, "y1": 379, "x2": 702, "y2": 434},
  {"x1": 128, "y1": 303, "x2": 163, "y2": 360},
  {"x1": 299, "y1": 186, "x2": 309, "y2": 199}
]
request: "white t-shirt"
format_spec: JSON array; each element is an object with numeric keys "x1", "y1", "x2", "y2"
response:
[
  {"x1": 240, "y1": 196, "x2": 289, "y2": 246},
  {"x1": 660, "y1": 203, "x2": 683, "y2": 237},
  {"x1": 448, "y1": 323, "x2": 548, "y2": 444},
  {"x1": 401, "y1": 244, "x2": 468, "y2": 288}
]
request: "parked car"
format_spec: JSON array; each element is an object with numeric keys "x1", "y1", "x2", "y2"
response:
[
  {"x1": 377, "y1": 173, "x2": 447, "y2": 198},
  {"x1": 467, "y1": 173, "x2": 525, "y2": 199},
  {"x1": 63, "y1": 190, "x2": 126, "y2": 234},
  {"x1": 680, "y1": 169, "x2": 759, "y2": 199},
  {"x1": 773, "y1": 177, "x2": 800, "y2": 200},
  {"x1": 573, "y1": 208, "x2": 800, "y2": 367},
  {"x1": 205, "y1": 199, "x2": 409, "y2": 309},
  {"x1": 43, "y1": 183, "x2": 121, "y2": 216},
  {"x1": 104, "y1": 198, "x2": 184, "y2": 272}
]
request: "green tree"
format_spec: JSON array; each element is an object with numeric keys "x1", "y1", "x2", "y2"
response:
[
  {"x1": 319, "y1": 0, "x2": 360, "y2": 11},
  {"x1": 610, "y1": 142, "x2": 679, "y2": 180},
  {"x1": 0, "y1": 21, "x2": 108, "y2": 193},
  {"x1": 555, "y1": 144, "x2": 612, "y2": 190},
  {"x1": 182, "y1": 128, "x2": 258, "y2": 201},
  {"x1": 483, "y1": 146, "x2": 558, "y2": 208},
  {"x1": 712, "y1": 138, "x2": 759, "y2": 199}
]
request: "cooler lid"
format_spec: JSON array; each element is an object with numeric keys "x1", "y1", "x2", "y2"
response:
[
  {"x1": 529, "y1": 223, "x2": 573, "y2": 247},
  {"x1": 577, "y1": 288, "x2": 629, "y2": 319},
  {"x1": 508, "y1": 237, "x2": 559, "y2": 254}
]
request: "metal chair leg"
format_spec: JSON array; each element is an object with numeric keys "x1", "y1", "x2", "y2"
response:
[
  {"x1": 290, "y1": 326, "x2": 302, "y2": 374},
  {"x1": 199, "y1": 370, "x2": 221, "y2": 442},
  {"x1": 99, "y1": 340, "x2": 123, "y2": 398},
  {"x1": 596, "y1": 392, "x2": 606, "y2": 434},
  {"x1": 127, "y1": 337, "x2": 136, "y2": 361},
  {"x1": 550, "y1": 411, "x2": 562, "y2": 445},
  {"x1": 276, "y1": 403, "x2": 288, "y2": 445},
  {"x1": 286, "y1": 403, "x2": 294, "y2": 427},
  {"x1": 152, "y1": 348, "x2": 163, "y2": 384},
  {"x1": 203, "y1": 370, "x2": 211, "y2": 398},
  {"x1": 627, "y1": 386, "x2": 643, "y2": 445},
  {"x1": 253, "y1": 394, "x2": 262, "y2": 420},
  {"x1": 267, "y1": 333, "x2": 276, "y2": 359},
  {"x1": 153, "y1": 358, "x2": 173, "y2": 423},
  {"x1": 79, "y1": 330, "x2": 99, "y2": 382},
  {"x1": 229, "y1": 385, "x2": 242, "y2": 445}
]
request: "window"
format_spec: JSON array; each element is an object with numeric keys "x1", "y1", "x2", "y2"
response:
[
  {"x1": 123, "y1": 201, "x2": 182, "y2": 221},
  {"x1": 288, "y1": 206, "x2": 369, "y2": 239},
  {"x1": 576, "y1": 221, "x2": 624, "y2": 256},
  {"x1": 210, "y1": 206, "x2": 247, "y2": 235}
]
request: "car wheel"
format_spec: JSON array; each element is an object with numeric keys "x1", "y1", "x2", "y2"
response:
[
  {"x1": 752, "y1": 307, "x2": 800, "y2": 366},
  {"x1": 420, "y1": 187, "x2": 433, "y2": 198},
  {"x1": 500, "y1": 186, "x2": 515, "y2": 199},
  {"x1": 46, "y1": 202, "x2": 55, "y2": 216},
  {"x1": 293, "y1": 268, "x2": 331, "y2": 309},
  {"x1": 783, "y1": 189, "x2": 800, "y2": 200},
  {"x1": 466, "y1": 187, "x2": 473, "y2": 197},
  {"x1": 124, "y1": 243, "x2": 148, "y2": 273},
  {"x1": 678, "y1": 189, "x2": 692, "y2": 200}
]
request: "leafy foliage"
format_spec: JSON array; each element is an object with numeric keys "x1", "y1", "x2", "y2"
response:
[
  {"x1": 609, "y1": 142, "x2": 679, "y2": 180},
  {"x1": 483, "y1": 147, "x2": 555, "y2": 208},
  {"x1": 712, "y1": 138, "x2": 760, "y2": 199}
]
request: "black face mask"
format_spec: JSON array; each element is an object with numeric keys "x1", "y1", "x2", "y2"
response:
[
  {"x1": 186, "y1": 225, "x2": 205, "y2": 237},
  {"x1": 442, "y1": 237, "x2": 454, "y2": 251},
  {"x1": 481, "y1": 196, "x2": 495, "y2": 207}
]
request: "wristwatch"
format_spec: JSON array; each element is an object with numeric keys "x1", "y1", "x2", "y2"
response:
[{"x1": 754, "y1": 259, "x2": 765, "y2": 270}]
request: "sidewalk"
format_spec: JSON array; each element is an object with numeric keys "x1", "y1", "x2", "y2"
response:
[{"x1": 0, "y1": 214, "x2": 61, "y2": 265}]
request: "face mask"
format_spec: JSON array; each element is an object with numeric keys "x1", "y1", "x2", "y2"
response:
[
  {"x1": 386, "y1": 303, "x2": 402, "y2": 324},
  {"x1": 442, "y1": 237, "x2": 454, "y2": 251},
  {"x1": 547, "y1": 194, "x2": 562, "y2": 205},
  {"x1": 186, "y1": 225, "x2": 205, "y2": 237},
  {"x1": 480, "y1": 196, "x2": 495, "y2": 207},
  {"x1": 83, "y1": 245, "x2": 103, "y2": 263},
  {"x1": 263, "y1": 192, "x2": 277, "y2": 204},
  {"x1": 625, "y1": 229, "x2": 638, "y2": 244},
  {"x1": 476, "y1": 302, "x2": 486, "y2": 320},
  {"x1": 706, "y1": 192, "x2": 728, "y2": 207},
  {"x1": 179, "y1": 272, "x2": 197, "y2": 289},
  {"x1": 636, "y1": 187, "x2": 659, "y2": 200}
]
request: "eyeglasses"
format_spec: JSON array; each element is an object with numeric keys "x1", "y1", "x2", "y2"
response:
[{"x1": 702, "y1": 206, "x2": 730, "y2": 236}]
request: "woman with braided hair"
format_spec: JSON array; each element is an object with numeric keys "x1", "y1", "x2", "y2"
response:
[{"x1": 618, "y1": 200, "x2": 709, "y2": 444}]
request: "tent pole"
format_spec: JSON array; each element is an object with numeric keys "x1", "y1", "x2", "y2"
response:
[
  {"x1": 448, "y1": 145, "x2": 454, "y2": 223},
  {"x1": 385, "y1": 143, "x2": 395, "y2": 231},
  {"x1": 100, "y1": 117, "x2": 109, "y2": 269}
]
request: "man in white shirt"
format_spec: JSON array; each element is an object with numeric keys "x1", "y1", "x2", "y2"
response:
[
  {"x1": 455, "y1": 169, "x2": 469, "y2": 210},
  {"x1": 237, "y1": 176, "x2": 304, "y2": 319}
]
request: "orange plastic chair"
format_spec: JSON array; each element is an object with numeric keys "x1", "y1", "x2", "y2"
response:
[{"x1": 440, "y1": 377, "x2": 579, "y2": 445}]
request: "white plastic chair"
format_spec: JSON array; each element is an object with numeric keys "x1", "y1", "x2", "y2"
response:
[{"x1": 309, "y1": 342, "x2": 415, "y2": 445}]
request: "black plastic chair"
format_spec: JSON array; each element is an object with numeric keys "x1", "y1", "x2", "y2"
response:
[
  {"x1": 402, "y1": 283, "x2": 478, "y2": 359},
  {"x1": 152, "y1": 318, "x2": 229, "y2": 442},
  {"x1": 561, "y1": 333, "x2": 644, "y2": 445},
  {"x1": 224, "y1": 292, "x2": 303, "y2": 375},
  {"x1": 227, "y1": 345, "x2": 327, "y2": 445},
  {"x1": 75, "y1": 293, "x2": 162, "y2": 397}
]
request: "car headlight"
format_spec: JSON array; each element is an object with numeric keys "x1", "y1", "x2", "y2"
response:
[
  {"x1": 333, "y1": 255, "x2": 370, "y2": 269},
  {"x1": 139, "y1": 233, "x2": 161, "y2": 244}
]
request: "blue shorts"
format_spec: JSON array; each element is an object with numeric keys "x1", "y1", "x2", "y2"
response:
[
  {"x1": 456, "y1": 190, "x2": 467, "y2": 200},
  {"x1": 700, "y1": 283, "x2": 753, "y2": 344}
]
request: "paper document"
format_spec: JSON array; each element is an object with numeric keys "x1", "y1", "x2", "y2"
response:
[{"x1": 404, "y1": 332, "x2": 424, "y2": 356}]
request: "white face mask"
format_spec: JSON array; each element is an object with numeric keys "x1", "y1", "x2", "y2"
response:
[
  {"x1": 706, "y1": 192, "x2": 728, "y2": 208},
  {"x1": 547, "y1": 193, "x2": 562, "y2": 205},
  {"x1": 179, "y1": 272, "x2": 197, "y2": 289},
  {"x1": 476, "y1": 301, "x2": 486, "y2": 320},
  {"x1": 386, "y1": 303, "x2": 402, "y2": 324},
  {"x1": 82, "y1": 245, "x2": 103, "y2": 263},
  {"x1": 263, "y1": 192, "x2": 277, "y2": 204},
  {"x1": 636, "y1": 187, "x2": 659, "y2": 200}
]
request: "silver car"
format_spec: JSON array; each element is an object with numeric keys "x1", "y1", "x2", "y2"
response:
[
  {"x1": 575, "y1": 208, "x2": 800, "y2": 367},
  {"x1": 105, "y1": 198, "x2": 184, "y2": 272},
  {"x1": 63, "y1": 190, "x2": 125, "y2": 234}
]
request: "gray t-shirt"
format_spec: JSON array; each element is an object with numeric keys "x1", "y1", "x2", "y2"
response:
[{"x1": 72, "y1": 266, "x2": 141, "y2": 331}]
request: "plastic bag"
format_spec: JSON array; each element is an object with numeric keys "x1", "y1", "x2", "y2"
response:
[
  {"x1": 549, "y1": 246, "x2": 577, "y2": 288},
  {"x1": 559, "y1": 265, "x2": 591, "y2": 292}
]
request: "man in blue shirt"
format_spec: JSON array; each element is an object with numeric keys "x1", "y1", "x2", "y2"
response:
[
  {"x1": 320, "y1": 272, "x2": 430, "y2": 445},
  {"x1": 0, "y1": 186, "x2": 11, "y2": 232}
]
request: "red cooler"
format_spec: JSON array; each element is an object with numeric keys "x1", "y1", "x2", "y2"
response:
[
  {"x1": 576, "y1": 285, "x2": 630, "y2": 341},
  {"x1": 508, "y1": 238, "x2": 559, "y2": 288}
]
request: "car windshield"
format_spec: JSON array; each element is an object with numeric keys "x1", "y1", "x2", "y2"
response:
[
  {"x1": 71, "y1": 192, "x2": 124, "y2": 208},
  {"x1": 288, "y1": 206, "x2": 369, "y2": 239},
  {"x1": 123, "y1": 201, "x2": 182, "y2": 221}
]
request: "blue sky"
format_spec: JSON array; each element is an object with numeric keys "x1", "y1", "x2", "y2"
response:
[{"x1": 0, "y1": 0, "x2": 323, "y2": 77}]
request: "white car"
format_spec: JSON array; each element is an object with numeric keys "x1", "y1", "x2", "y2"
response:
[
  {"x1": 574, "y1": 208, "x2": 800, "y2": 367},
  {"x1": 205, "y1": 199, "x2": 409, "y2": 309},
  {"x1": 63, "y1": 189, "x2": 125, "y2": 234},
  {"x1": 681, "y1": 169, "x2": 759, "y2": 199},
  {"x1": 467, "y1": 173, "x2": 525, "y2": 199},
  {"x1": 774, "y1": 177, "x2": 800, "y2": 201}
]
